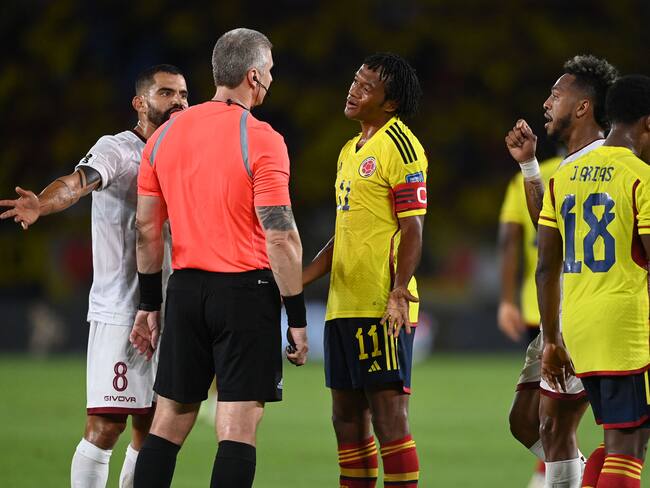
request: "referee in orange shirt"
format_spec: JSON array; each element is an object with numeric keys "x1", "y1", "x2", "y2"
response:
[{"x1": 128, "y1": 28, "x2": 308, "y2": 488}]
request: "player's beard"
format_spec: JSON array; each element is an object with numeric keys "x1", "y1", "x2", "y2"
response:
[
  {"x1": 147, "y1": 104, "x2": 184, "y2": 127},
  {"x1": 547, "y1": 113, "x2": 572, "y2": 143}
]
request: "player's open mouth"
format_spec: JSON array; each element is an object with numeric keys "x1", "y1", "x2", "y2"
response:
[
  {"x1": 544, "y1": 113, "x2": 552, "y2": 128},
  {"x1": 346, "y1": 99, "x2": 358, "y2": 109}
]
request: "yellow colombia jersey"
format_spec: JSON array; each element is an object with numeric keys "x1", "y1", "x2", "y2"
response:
[
  {"x1": 499, "y1": 158, "x2": 562, "y2": 326},
  {"x1": 539, "y1": 146, "x2": 650, "y2": 376},
  {"x1": 326, "y1": 116, "x2": 428, "y2": 322}
]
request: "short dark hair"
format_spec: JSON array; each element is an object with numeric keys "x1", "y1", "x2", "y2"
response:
[
  {"x1": 135, "y1": 64, "x2": 184, "y2": 95},
  {"x1": 606, "y1": 75, "x2": 650, "y2": 125},
  {"x1": 563, "y1": 55, "x2": 618, "y2": 129},
  {"x1": 212, "y1": 28, "x2": 272, "y2": 88},
  {"x1": 363, "y1": 53, "x2": 422, "y2": 119}
]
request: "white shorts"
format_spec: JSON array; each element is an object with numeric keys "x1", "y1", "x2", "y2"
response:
[
  {"x1": 86, "y1": 321, "x2": 158, "y2": 415},
  {"x1": 516, "y1": 331, "x2": 585, "y2": 399}
]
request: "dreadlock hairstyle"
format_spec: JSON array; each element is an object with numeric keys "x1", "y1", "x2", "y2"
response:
[
  {"x1": 563, "y1": 54, "x2": 619, "y2": 130},
  {"x1": 606, "y1": 74, "x2": 650, "y2": 125},
  {"x1": 363, "y1": 53, "x2": 422, "y2": 119}
]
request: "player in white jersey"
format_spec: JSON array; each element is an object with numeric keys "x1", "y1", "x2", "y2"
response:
[
  {"x1": 0, "y1": 65, "x2": 188, "y2": 488},
  {"x1": 504, "y1": 55, "x2": 618, "y2": 487}
]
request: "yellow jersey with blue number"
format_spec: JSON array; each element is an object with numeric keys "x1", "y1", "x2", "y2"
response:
[
  {"x1": 325, "y1": 116, "x2": 428, "y2": 322},
  {"x1": 539, "y1": 146, "x2": 650, "y2": 376},
  {"x1": 499, "y1": 158, "x2": 562, "y2": 326}
]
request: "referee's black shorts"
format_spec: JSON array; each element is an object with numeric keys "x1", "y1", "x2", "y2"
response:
[{"x1": 154, "y1": 268, "x2": 283, "y2": 403}]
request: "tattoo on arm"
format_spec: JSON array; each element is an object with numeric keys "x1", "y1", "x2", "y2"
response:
[
  {"x1": 524, "y1": 177, "x2": 545, "y2": 225},
  {"x1": 257, "y1": 205, "x2": 297, "y2": 231}
]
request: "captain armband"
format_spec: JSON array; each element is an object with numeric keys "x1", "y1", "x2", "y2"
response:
[{"x1": 392, "y1": 182, "x2": 427, "y2": 213}]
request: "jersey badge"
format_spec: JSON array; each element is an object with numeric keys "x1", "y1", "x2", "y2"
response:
[
  {"x1": 406, "y1": 171, "x2": 424, "y2": 183},
  {"x1": 359, "y1": 157, "x2": 377, "y2": 178}
]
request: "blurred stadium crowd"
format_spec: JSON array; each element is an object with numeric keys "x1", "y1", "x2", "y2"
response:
[{"x1": 1, "y1": 0, "x2": 648, "y2": 353}]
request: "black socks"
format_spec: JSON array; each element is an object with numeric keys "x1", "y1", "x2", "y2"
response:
[{"x1": 210, "y1": 440, "x2": 257, "y2": 488}]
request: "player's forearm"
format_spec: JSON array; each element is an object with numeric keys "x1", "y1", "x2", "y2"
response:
[
  {"x1": 523, "y1": 177, "x2": 545, "y2": 227},
  {"x1": 393, "y1": 216, "x2": 424, "y2": 290},
  {"x1": 303, "y1": 235, "x2": 334, "y2": 286},
  {"x1": 37, "y1": 171, "x2": 99, "y2": 216},
  {"x1": 498, "y1": 223, "x2": 522, "y2": 303},
  {"x1": 536, "y1": 259, "x2": 561, "y2": 344},
  {"x1": 266, "y1": 229, "x2": 304, "y2": 296}
]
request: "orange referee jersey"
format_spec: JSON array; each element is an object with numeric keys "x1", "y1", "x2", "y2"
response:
[{"x1": 138, "y1": 101, "x2": 292, "y2": 272}]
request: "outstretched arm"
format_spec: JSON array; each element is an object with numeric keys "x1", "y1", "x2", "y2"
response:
[
  {"x1": 0, "y1": 167, "x2": 101, "y2": 229},
  {"x1": 381, "y1": 214, "x2": 424, "y2": 338}
]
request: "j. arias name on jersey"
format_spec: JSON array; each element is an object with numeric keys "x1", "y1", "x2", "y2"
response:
[{"x1": 569, "y1": 165, "x2": 614, "y2": 182}]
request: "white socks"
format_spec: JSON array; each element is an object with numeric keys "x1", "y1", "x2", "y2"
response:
[
  {"x1": 119, "y1": 444, "x2": 139, "y2": 488},
  {"x1": 529, "y1": 439, "x2": 546, "y2": 461},
  {"x1": 544, "y1": 458, "x2": 582, "y2": 488},
  {"x1": 71, "y1": 438, "x2": 112, "y2": 488}
]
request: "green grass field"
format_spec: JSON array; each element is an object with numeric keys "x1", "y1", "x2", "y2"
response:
[{"x1": 1, "y1": 354, "x2": 648, "y2": 487}]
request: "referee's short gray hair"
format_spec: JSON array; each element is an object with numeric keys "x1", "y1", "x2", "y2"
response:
[{"x1": 212, "y1": 28, "x2": 273, "y2": 88}]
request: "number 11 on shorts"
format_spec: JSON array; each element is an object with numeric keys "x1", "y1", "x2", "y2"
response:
[{"x1": 356, "y1": 325, "x2": 381, "y2": 359}]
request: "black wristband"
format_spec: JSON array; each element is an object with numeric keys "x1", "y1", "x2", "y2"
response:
[
  {"x1": 283, "y1": 292, "x2": 307, "y2": 328},
  {"x1": 138, "y1": 271, "x2": 163, "y2": 311}
]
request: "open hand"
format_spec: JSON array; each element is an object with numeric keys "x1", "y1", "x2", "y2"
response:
[
  {"x1": 0, "y1": 187, "x2": 40, "y2": 230},
  {"x1": 381, "y1": 286, "x2": 419, "y2": 338},
  {"x1": 541, "y1": 342, "x2": 575, "y2": 393},
  {"x1": 129, "y1": 310, "x2": 160, "y2": 360}
]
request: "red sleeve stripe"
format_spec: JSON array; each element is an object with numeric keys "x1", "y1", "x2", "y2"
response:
[{"x1": 549, "y1": 177, "x2": 556, "y2": 208}]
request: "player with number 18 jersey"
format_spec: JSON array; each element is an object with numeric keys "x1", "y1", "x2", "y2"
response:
[{"x1": 539, "y1": 145, "x2": 650, "y2": 377}]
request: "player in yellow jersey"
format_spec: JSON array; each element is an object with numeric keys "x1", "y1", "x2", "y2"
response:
[
  {"x1": 304, "y1": 53, "x2": 425, "y2": 488},
  {"x1": 505, "y1": 55, "x2": 619, "y2": 487},
  {"x1": 499, "y1": 157, "x2": 562, "y2": 343},
  {"x1": 538, "y1": 74, "x2": 650, "y2": 488},
  {"x1": 498, "y1": 156, "x2": 562, "y2": 487}
]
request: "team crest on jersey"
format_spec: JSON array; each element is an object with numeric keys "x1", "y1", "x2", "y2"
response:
[{"x1": 359, "y1": 157, "x2": 377, "y2": 177}]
